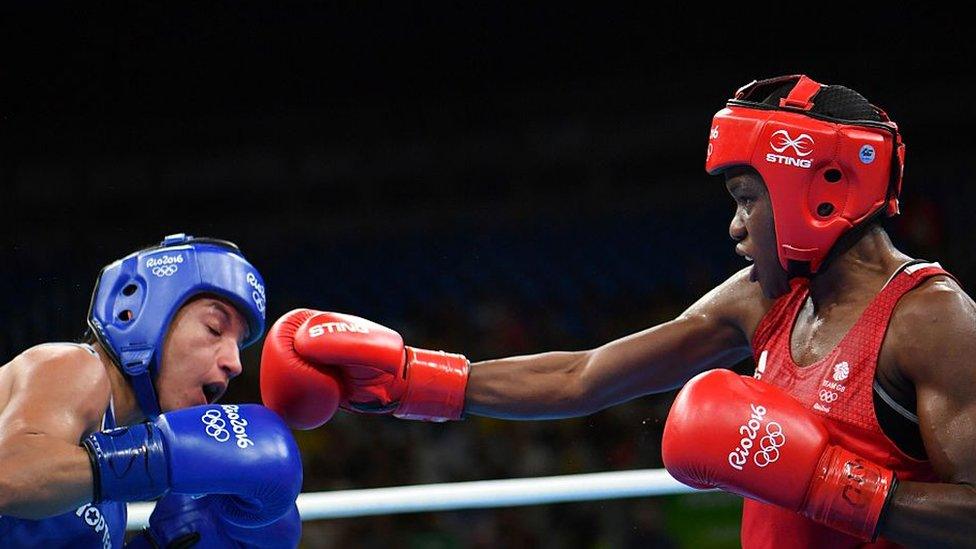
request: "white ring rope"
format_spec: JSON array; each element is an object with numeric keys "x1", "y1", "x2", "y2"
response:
[{"x1": 126, "y1": 468, "x2": 700, "y2": 530}]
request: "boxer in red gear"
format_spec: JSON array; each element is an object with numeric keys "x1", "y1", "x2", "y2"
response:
[{"x1": 261, "y1": 76, "x2": 976, "y2": 547}]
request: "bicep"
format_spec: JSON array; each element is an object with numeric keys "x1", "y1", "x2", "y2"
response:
[
  {"x1": 917, "y1": 383, "x2": 976, "y2": 484},
  {"x1": 899, "y1": 287, "x2": 976, "y2": 483},
  {"x1": 581, "y1": 269, "x2": 762, "y2": 407},
  {"x1": 915, "y1": 352, "x2": 976, "y2": 484}
]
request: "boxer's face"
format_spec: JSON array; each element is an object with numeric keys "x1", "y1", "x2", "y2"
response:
[
  {"x1": 725, "y1": 167, "x2": 791, "y2": 299},
  {"x1": 156, "y1": 296, "x2": 248, "y2": 412}
]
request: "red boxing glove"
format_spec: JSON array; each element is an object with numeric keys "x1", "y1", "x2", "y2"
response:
[
  {"x1": 662, "y1": 369, "x2": 895, "y2": 541},
  {"x1": 261, "y1": 310, "x2": 344, "y2": 430},
  {"x1": 262, "y1": 309, "x2": 469, "y2": 424}
]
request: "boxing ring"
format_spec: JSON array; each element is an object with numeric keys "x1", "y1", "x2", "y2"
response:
[{"x1": 126, "y1": 468, "x2": 700, "y2": 529}]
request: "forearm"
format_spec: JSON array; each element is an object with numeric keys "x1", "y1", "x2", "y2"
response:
[
  {"x1": 0, "y1": 438, "x2": 94, "y2": 519},
  {"x1": 465, "y1": 351, "x2": 592, "y2": 419},
  {"x1": 880, "y1": 480, "x2": 976, "y2": 547},
  {"x1": 465, "y1": 316, "x2": 750, "y2": 420}
]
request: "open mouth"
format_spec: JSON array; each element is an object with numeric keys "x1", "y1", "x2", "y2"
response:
[
  {"x1": 735, "y1": 245, "x2": 754, "y2": 263},
  {"x1": 203, "y1": 383, "x2": 225, "y2": 404},
  {"x1": 735, "y1": 246, "x2": 758, "y2": 282}
]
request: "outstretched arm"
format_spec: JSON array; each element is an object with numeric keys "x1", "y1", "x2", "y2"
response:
[
  {"x1": 261, "y1": 268, "x2": 769, "y2": 426},
  {"x1": 464, "y1": 267, "x2": 767, "y2": 419}
]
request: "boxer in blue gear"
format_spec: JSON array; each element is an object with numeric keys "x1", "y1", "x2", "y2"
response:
[{"x1": 0, "y1": 234, "x2": 302, "y2": 548}]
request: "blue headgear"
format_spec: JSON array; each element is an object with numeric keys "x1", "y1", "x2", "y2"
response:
[{"x1": 87, "y1": 233, "x2": 267, "y2": 417}]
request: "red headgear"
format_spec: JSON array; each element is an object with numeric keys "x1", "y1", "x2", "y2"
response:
[{"x1": 705, "y1": 75, "x2": 905, "y2": 274}]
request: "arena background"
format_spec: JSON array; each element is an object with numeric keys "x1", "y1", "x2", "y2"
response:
[{"x1": 1, "y1": 5, "x2": 973, "y2": 547}]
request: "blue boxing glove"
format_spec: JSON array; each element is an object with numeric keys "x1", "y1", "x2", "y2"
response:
[
  {"x1": 84, "y1": 404, "x2": 302, "y2": 527},
  {"x1": 125, "y1": 494, "x2": 301, "y2": 549}
]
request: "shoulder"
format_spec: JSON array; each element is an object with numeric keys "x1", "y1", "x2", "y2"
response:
[
  {"x1": 682, "y1": 267, "x2": 775, "y2": 341},
  {"x1": 888, "y1": 275, "x2": 976, "y2": 384},
  {"x1": 7, "y1": 343, "x2": 112, "y2": 426},
  {"x1": 17, "y1": 343, "x2": 108, "y2": 383},
  {"x1": 889, "y1": 275, "x2": 974, "y2": 339}
]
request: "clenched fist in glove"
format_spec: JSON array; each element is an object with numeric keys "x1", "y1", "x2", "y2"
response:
[
  {"x1": 261, "y1": 310, "x2": 470, "y2": 429},
  {"x1": 85, "y1": 404, "x2": 302, "y2": 528},
  {"x1": 662, "y1": 369, "x2": 896, "y2": 541}
]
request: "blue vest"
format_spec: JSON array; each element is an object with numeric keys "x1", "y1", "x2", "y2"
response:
[{"x1": 0, "y1": 345, "x2": 128, "y2": 548}]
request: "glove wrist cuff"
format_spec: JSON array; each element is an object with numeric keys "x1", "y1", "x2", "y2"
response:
[
  {"x1": 395, "y1": 347, "x2": 470, "y2": 422},
  {"x1": 803, "y1": 445, "x2": 894, "y2": 541},
  {"x1": 84, "y1": 423, "x2": 170, "y2": 503}
]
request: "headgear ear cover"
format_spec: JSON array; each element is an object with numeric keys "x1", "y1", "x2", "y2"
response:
[
  {"x1": 87, "y1": 233, "x2": 267, "y2": 417},
  {"x1": 705, "y1": 75, "x2": 905, "y2": 274}
]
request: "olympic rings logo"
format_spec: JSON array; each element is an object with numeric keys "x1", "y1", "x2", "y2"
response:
[
  {"x1": 200, "y1": 405, "x2": 255, "y2": 449},
  {"x1": 728, "y1": 404, "x2": 788, "y2": 472},
  {"x1": 251, "y1": 290, "x2": 266, "y2": 314},
  {"x1": 753, "y1": 422, "x2": 786, "y2": 468},
  {"x1": 819, "y1": 389, "x2": 838, "y2": 403},
  {"x1": 201, "y1": 409, "x2": 230, "y2": 442},
  {"x1": 151, "y1": 264, "x2": 179, "y2": 277},
  {"x1": 246, "y1": 272, "x2": 266, "y2": 315}
]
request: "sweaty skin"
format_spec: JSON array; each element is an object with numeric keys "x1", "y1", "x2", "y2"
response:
[
  {"x1": 465, "y1": 168, "x2": 976, "y2": 547},
  {"x1": 0, "y1": 297, "x2": 247, "y2": 519}
]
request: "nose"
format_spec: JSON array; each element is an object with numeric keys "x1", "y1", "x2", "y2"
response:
[
  {"x1": 220, "y1": 342, "x2": 244, "y2": 380},
  {"x1": 729, "y1": 209, "x2": 747, "y2": 242}
]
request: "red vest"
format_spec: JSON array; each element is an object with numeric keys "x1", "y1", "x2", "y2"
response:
[{"x1": 740, "y1": 262, "x2": 948, "y2": 548}]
